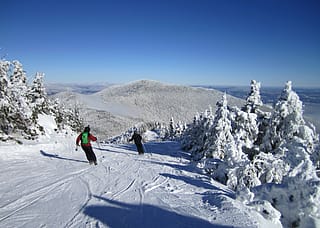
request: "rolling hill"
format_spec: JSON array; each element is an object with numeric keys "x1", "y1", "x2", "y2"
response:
[{"x1": 52, "y1": 80, "x2": 245, "y2": 139}]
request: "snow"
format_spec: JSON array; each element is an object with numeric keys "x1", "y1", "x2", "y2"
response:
[
  {"x1": 37, "y1": 114, "x2": 57, "y2": 136},
  {"x1": 74, "y1": 93, "x2": 142, "y2": 118},
  {"x1": 2, "y1": 59, "x2": 319, "y2": 227},
  {"x1": 0, "y1": 134, "x2": 281, "y2": 227},
  {"x1": 143, "y1": 130, "x2": 160, "y2": 142}
]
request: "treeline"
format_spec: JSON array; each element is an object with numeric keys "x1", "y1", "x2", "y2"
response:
[
  {"x1": 178, "y1": 80, "x2": 320, "y2": 227},
  {"x1": 0, "y1": 59, "x2": 83, "y2": 142}
]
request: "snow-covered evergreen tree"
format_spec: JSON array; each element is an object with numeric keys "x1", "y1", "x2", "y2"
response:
[
  {"x1": 169, "y1": 117, "x2": 175, "y2": 139},
  {"x1": 8, "y1": 60, "x2": 36, "y2": 138},
  {"x1": 191, "y1": 110, "x2": 214, "y2": 160},
  {"x1": 166, "y1": 117, "x2": 187, "y2": 140},
  {"x1": 205, "y1": 93, "x2": 234, "y2": 160},
  {"x1": 231, "y1": 106, "x2": 259, "y2": 160},
  {"x1": 180, "y1": 80, "x2": 320, "y2": 227},
  {"x1": 181, "y1": 112, "x2": 207, "y2": 160},
  {"x1": 28, "y1": 72, "x2": 50, "y2": 118},
  {"x1": 10, "y1": 61, "x2": 31, "y2": 118},
  {"x1": 243, "y1": 80, "x2": 263, "y2": 113},
  {"x1": 245, "y1": 82, "x2": 320, "y2": 227},
  {"x1": 0, "y1": 59, "x2": 83, "y2": 142},
  {"x1": 261, "y1": 81, "x2": 315, "y2": 152},
  {"x1": 206, "y1": 125, "x2": 260, "y2": 191},
  {"x1": 203, "y1": 93, "x2": 244, "y2": 185},
  {"x1": 253, "y1": 139, "x2": 320, "y2": 227},
  {"x1": 252, "y1": 151, "x2": 289, "y2": 184},
  {"x1": 0, "y1": 60, "x2": 10, "y2": 98},
  {"x1": 152, "y1": 122, "x2": 170, "y2": 140},
  {"x1": 0, "y1": 60, "x2": 12, "y2": 136}
]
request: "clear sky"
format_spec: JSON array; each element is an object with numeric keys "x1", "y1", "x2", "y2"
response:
[{"x1": 1, "y1": 0, "x2": 320, "y2": 87}]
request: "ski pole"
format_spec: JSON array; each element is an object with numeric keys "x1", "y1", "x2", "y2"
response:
[
  {"x1": 143, "y1": 143, "x2": 152, "y2": 156},
  {"x1": 96, "y1": 141, "x2": 101, "y2": 150},
  {"x1": 96, "y1": 141, "x2": 104, "y2": 161},
  {"x1": 142, "y1": 143, "x2": 147, "y2": 153}
]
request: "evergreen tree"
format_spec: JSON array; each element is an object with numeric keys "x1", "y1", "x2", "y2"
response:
[
  {"x1": 49, "y1": 98, "x2": 83, "y2": 132},
  {"x1": 203, "y1": 94, "x2": 237, "y2": 185},
  {"x1": 208, "y1": 124, "x2": 259, "y2": 191},
  {"x1": 7, "y1": 61, "x2": 36, "y2": 138},
  {"x1": 9, "y1": 61, "x2": 32, "y2": 117},
  {"x1": 28, "y1": 72, "x2": 50, "y2": 116},
  {"x1": 243, "y1": 80, "x2": 263, "y2": 113},
  {"x1": 67, "y1": 102, "x2": 84, "y2": 132},
  {"x1": 253, "y1": 139, "x2": 320, "y2": 227},
  {"x1": 152, "y1": 122, "x2": 169, "y2": 140},
  {"x1": 191, "y1": 110, "x2": 214, "y2": 160},
  {"x1": 169, "y1": 117, "x2": 175, "y2": 139},
  {"x1": 231, "y1": 106, "x2": 259, "y2": 160},
  {"x1": 248, "y1": 82, "x2": 320, "y2": 227},
  {"x1": 261, "y1": 81, "x2": 317, "y2": 153},
  {"x1": 0, "y1": 60, "x2": 10, "y2": 98},
  {"x1": 0, "y1": 60, "x2": 13, "y2": 135},
  {"x1": 178, "y1": 79, "x2": 320, "y2": 226},
  {"x1": 0, "y1": 59, "x2": 84, "y2": 141},
  {"x1": 205, "y1": 93, "x2": 234, "y2": 159},
  {"x1": 182, "y1": 112, "x2": 205, "y2": 160}
]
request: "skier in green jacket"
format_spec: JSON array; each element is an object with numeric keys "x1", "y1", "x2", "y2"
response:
[{"x1": 76, "y1": 126, "x2": 98, "y2": 165}]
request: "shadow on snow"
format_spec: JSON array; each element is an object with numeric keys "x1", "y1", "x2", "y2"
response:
[
  {"x1": 84, "y1": 196, "x2": 232, "y2": 228},
  {"x1": 159, "y1": 173, "x2": 234, "y2": 199},
  {"x1": 40, "y1": 150, "x2": 87, "y2": 163},
  {"x1": 146, "y1": 159, "x2": 202, "y2": 174},
  {"x1": 93, "y1": 142, "x2": 235, "y2": 209},
  {"x1": 101, "y1": 141, "x2": 190, "y2": 159},
  {"x1": 144, "y1": 141, "x2": 190, "y2": 159},
  {"x1": 93, "y1": 144, "x2": 137, "y2": 155}
]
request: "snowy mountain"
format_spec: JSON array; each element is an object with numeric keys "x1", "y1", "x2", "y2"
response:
[{"x1": 52, "y1": 80, "x2": 245, "y2": 139}]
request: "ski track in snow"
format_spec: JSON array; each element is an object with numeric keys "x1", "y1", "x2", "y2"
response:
[{"x1": 0, "y1": 140, "x2": 276, "y2": 228}]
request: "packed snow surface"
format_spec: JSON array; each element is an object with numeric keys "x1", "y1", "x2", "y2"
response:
[{"x1": 0, "y1": 134, "x2": 279, "y2": 228}]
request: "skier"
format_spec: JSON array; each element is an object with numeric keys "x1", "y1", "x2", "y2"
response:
[
  {"x1": 129, "y1": 130, "x2": 144, "y2": 155},
  {"x1": 76, "y1": 126, "x2": 98, "y2": 165}
]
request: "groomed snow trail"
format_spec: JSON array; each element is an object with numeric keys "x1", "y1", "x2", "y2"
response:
[{"x1": 0, "y1": 137, "x2": 273, "y2": 228}]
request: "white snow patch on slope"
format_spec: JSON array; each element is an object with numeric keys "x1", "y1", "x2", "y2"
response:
[{"x1": 38, "y1": 114, "x2": 57, "y2": 135}]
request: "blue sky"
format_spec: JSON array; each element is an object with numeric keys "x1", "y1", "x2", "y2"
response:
[{"x1": 1, "y1": 0, "x2": 320, "y2": 87}]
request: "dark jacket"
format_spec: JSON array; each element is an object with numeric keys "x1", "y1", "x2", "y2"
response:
[{"x1": 129, "y1": 132, "x2": 142, "y2": 145}]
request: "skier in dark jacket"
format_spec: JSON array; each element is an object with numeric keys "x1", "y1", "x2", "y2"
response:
[
  {"x1": 76, "y1": 126, "x2": 98, "y2": 165},
  {"x1": 129, "y1": 131, "x2": 144, "y2": 155}
]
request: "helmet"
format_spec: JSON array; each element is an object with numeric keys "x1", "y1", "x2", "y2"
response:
[{"x1": 84, "y1": 125, "x2": 90, "y2": 133}]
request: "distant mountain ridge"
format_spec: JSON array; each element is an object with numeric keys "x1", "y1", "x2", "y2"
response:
[
  {"x1": 51, "y1": 80, "x2": 245, "y2": 139},
  {"x1": 199, "y1": 85, "x2": 320, "y2": 132},
  {"x1": 45, "y1": 82, "x2": 113, "y2": 95},
  {"x1": 199, "y1": 85, "x2": 320, "y2": 104}
]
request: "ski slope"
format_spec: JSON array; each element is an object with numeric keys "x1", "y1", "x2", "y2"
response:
[{"x1": 0, "y1": 134, "x2": 280, "y2": 228}]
